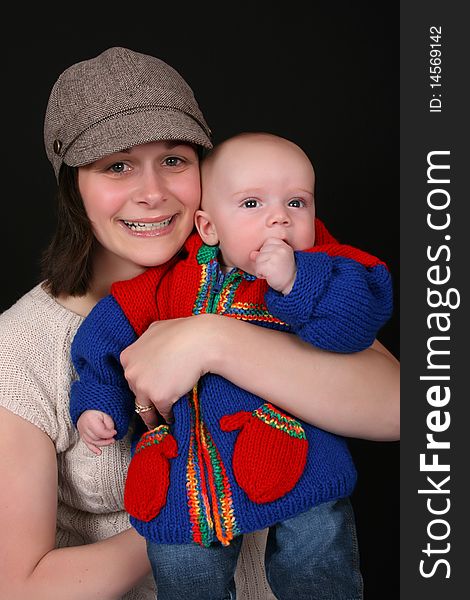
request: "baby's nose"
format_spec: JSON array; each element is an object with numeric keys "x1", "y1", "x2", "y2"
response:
[{"x1": 267, "y1": 209, "x2": 290, "y2": 226}]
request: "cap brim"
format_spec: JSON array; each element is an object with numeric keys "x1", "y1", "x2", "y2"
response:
[{"x1": 64, "y1": 108, "x2": 213, "y2": 167}]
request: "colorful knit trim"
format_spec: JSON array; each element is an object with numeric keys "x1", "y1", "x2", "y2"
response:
[
  {"x1": 186, "y1": 385, "x2": 239, "y2": 546},
  {"x1": 186, "y1": 420, "x2": 214, "y2": 546},
  {"x1": 224, "y1": 301, "x2": 287, "y2": 326},
  {"x1": 193, "y1": 252, "x2": 246, "y2": 316},
  {"x1": 196, "y1": 243, "x2": 219, "y2": 264},
  {"x1": 193, "y1": 245, "x2": 285, "y2": 326},
  {"x1": 212, "y1": 270, "x2": 244, "y2": 314},
  {"x1": 192, "y1": 261, "x2": 212, "y2": 315},
  {"x1": 253, "y1": 403, "x2": 307, "y2": 439},
  {"x1": 134, "y1": 424, "x2": 171, "y2": 454}
]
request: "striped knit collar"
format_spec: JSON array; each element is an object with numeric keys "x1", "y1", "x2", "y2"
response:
[{"x1": 195, "y1": 241, "x2": 256, "y2": 281}]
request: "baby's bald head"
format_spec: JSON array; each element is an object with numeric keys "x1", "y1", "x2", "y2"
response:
[
  {"x1": 200, "y1": 132, "x2": 315, "y2": 212},
  {"x1": 195, "y1": 132, "x2": 317, "y2": 274}
]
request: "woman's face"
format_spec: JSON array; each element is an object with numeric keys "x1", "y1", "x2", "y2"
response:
[{"x1": 79, "y1": 141, "x2": 201, "y2": 279}]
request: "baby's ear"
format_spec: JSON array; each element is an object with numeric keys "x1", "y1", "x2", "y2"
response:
[{"x1": 195, "y1": 210, "x2": 219, "y2": 245}]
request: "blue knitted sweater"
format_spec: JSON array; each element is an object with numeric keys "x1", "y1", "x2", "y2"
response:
[{"x1": 70, "y1": 226, "x2": 392, "y2": 546}]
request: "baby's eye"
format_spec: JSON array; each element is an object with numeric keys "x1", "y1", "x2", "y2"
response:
[
  {"x1": 242, "y1": 198, "x2": 260, "y2": 208},
  {"x1": 108, "y1": 162, "x2": 129, "y2": 174},
  {"x1": 288, "y1": 198, "x2": 305, "y2": 208}
]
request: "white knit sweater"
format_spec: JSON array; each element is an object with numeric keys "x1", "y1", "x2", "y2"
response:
[{"x1": 0, "y1": 283, "x2": 275, "y2": 599}]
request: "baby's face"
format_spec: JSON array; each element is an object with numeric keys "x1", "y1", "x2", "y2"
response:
[{"x1": 200, "y1": 134, "x2": 316, "y2": 274}]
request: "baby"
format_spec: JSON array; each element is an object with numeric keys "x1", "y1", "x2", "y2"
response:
[{"x1": 71, "y1": 132, "x2": 392, "y2": 594}]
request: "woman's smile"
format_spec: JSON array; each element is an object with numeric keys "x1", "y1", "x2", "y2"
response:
[
  {"x1": 78, "y1": 141, "x2": 201, "y2": 275},
  {"x1": 120, "y1": 215, "x2": 176, "y2": 237}
]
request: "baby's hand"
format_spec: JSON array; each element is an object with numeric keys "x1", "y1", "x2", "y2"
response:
[
  {"x1": 250, "y1": 238, "x2": 297, "y2": 295},
  {"x1": 77, "y1": 410, "x2": 117, "y2": 455}
]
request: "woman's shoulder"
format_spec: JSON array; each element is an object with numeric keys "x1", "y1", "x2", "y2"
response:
[
  {"x1": 0, "y1": 283, "x2": 84, "y2": 442},
  {"x1": 0, "y1": 282, "x2": 83, "y2": 341},
  {"x1": 0, "y1": 282, "x2": 84, "y2": 383}
]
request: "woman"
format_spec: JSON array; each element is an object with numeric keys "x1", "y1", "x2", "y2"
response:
[{"x1": 0, "y1": 47, "x2": 399, "y2": 599}]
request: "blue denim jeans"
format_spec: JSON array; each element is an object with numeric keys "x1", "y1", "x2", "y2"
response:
[{"x1": 146, "y1": 498, "x2": 363, "y2": 600}]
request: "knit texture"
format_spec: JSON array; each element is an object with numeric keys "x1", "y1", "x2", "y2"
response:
[
  {"x1": 70, "y1": 295, "x2": 137, "y2": 439},
  {"x1": 70, "y1": 218, "x2": 393, "y2": 546},
  {"x1": 220, "y1": 403, "x2": 308, "y2": 503},
  {"x1": 124, "y1": 425, "x2": 178, "y2": 521},
  {"x1": 0, "y1": 284, "x2": 156, "y2": 599},
  {"x1": 265, "y1": 248, "x2": 392, "y2": 351},
  {"x1": 0, "y1": 284, "x2": 275, "y2": 599}
]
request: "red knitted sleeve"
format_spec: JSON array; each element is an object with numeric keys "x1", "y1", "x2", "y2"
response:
[{"x1": 111, "y1": 263, "x2": 173, "y2": 336}]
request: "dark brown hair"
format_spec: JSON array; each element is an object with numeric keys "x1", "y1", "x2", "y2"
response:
[{"x1": 41, "y1": 165, "x2": 96, "y2": 296}]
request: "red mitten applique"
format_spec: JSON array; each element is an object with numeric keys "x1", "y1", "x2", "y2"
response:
[
  {"x1": 220, "y1": 403, "x2": 308, "y2": 503},
  {"x1": 124, "y1": 425, "x2": 178, "y2": 521}
]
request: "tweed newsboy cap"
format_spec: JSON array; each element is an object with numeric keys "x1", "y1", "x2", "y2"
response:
[{"x1": 44, "y1": 47, "x2": 213, "y2": 179}]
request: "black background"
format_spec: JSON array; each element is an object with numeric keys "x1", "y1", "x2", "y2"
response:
[
  {"x1": 400, "y1": 3, "x2": 466, "y2": 599},
  {"x1": 3, "y1": 6, "x2": 399, "y2": 598}
]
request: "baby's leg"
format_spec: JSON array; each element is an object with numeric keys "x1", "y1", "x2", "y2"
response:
[
  {"x1": 147, "y1": 536, "x2": 243, "y2": 600},
  {"x1": 265, "y1": 499, "x2": 363, "y2": 600}
]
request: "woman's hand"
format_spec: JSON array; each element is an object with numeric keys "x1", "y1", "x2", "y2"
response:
[
  {"x1": 120, "y1": 315, "x2": 217, "y2": 424},
  {"x1": 121, "y1": 313, "x2": 399, "y2": 441}
]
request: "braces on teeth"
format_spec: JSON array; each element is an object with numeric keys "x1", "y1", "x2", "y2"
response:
[{"x1": 124, "y1": 218, "x2": 171, "y2": 231}]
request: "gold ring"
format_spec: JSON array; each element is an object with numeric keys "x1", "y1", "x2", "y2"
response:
[{"x1": 134, "y1": 402, "x2": 155, "y2": 414}]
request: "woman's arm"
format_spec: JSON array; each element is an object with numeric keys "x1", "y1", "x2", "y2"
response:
[
  {"x1": 120, "y1": 314, "x2": 399, "y2": 441},
  {"x1": 0, "y1": 407, "x2": 150, "y2": 600},
  {"x1": 210, "y1": 318, "x2": 399, "y2": 441}
]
